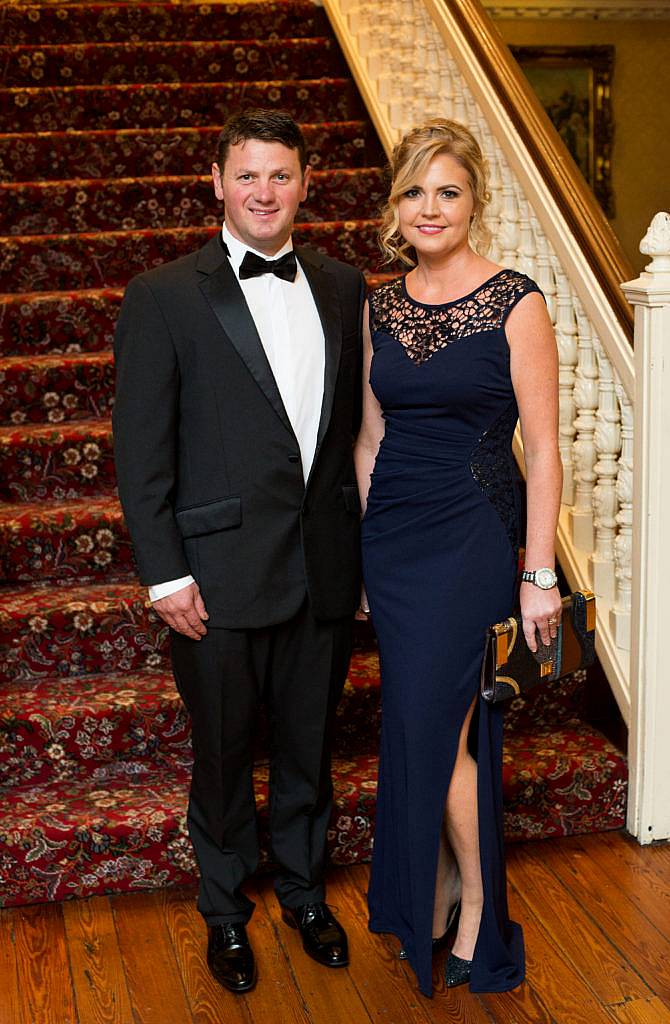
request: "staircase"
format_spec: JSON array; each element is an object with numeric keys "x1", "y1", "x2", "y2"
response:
[{"x1": 0, "y1": 0, "x2": 627, "y2": 909}]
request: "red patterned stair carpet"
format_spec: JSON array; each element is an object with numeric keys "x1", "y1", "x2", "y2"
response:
[{"x1": 0, "y1": 0, "x2": 626, "y2": 909}]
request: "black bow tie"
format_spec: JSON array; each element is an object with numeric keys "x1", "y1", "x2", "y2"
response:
[{"x1": 239, "y1": 249, "x2": 298, "y2": 283}]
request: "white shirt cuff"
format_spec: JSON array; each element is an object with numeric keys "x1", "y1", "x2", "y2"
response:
[{"x1": 148, "y1": 575, "x2": 195, "y2": 603}]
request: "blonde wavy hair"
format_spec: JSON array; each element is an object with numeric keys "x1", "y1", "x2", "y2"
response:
[{"x1": 379, "y1": 119, "x2": 492, "y2": 266}]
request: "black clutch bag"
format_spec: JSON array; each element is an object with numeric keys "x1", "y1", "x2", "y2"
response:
[{"x1": 480, "y1": 589, "x2": 596, "y2": 704}]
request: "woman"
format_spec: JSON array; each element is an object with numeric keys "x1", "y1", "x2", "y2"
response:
[{"x1": 354, "y1": 119, "x2": 561, "y2": 997}]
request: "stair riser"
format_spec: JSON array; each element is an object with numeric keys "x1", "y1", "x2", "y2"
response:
[
  {"x1": 0, "y1": 696, "x2": 192, "y2": 789},
  {"x1": 0, "y1": 222, "x2": 381, "y2": 293},
  {"x1": 3, "y1": 170, "x2": 387, "y2": 236},
  {"x1": 0, "y1": 2, "x2": 331, "y2": 45},
  {"x1": 0, "y1": 357, "x2": 115, "y2": 426},
  {"x1": 0, "y1": 124, "x2": 385, "y2": 184},
  {"x1": 502, "y1": 729, "x2": 627, "y2": 839},
  {"x1": 1, "y1": 39, "x2": 347, "y2": 88},
  {"x1": 0, "y1": 80, "x2": 364, "y2": 133},
  {"x1": 0, "y1": 757, "x2": 380, "y2": 909},
  {"x1": 0, "y1": 584, "x2": 169, "y2": 684},
  {"x1": 0, "y1": 503, "x2": 135, "y2": 583},
  {"x1": 0, "y1": 425, "x2": 116, "y2": 501},
  {"x1": 0, "y1": 273, "x2": 394, "y2": 356},
  {"x1": 0, "y1": 675, "x2": 382, "y2": 788},
  {"x1": 0, "y1": 291, "x2": 122, "y2": 357}
]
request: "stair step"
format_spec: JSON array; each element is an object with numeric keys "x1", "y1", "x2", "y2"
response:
[
  {"x1": 0, "y1": 670, "x2": 190, "y2": 788},
  {"x1": 0, "y1": 752, "x2": 381, "y2": 907},
  {"x1": 1, "y1": 39, "x2": 348, "y2": 88},
  {"x1": 0, "y1": 496, "x2": 134, "y2": 583},
  {"x1": 0, "y1": 763, "x2": 198, "y2": 906},
  {"x1": 0, "y1": 273, "x2": 396, "y2": 356},
  {"x1": 0, "y1": 419, "x2": 115, "y2": 501},
  {"x1": 0, "y1": 2, "x2": 331, "y2": 46},
  {"x1": 502, "y1": 724, "x2": 627, "y2": 839},
  {"x1": 0, "y1": 653, "x2": 383, "y2": 787},
  {"x1": 0, "y1": 123, "x2": 385, "y2": 183},
  {"x1": 0, "y1": 289, "x2": 123, "y2": 356},
  {"x1": 0, "y1": 578, "x2": 382, "y2": 691},
  {"x1": 2, "y1": 168, "x2": 387, "y2": 235},
  {"x1": 0, "y1": 579, "x2": 167, "y2": 684},
  {"x1": 0, "y1": 353, "x2": 114, "y2": 426},
  {"x1": 0, "y1": 221, "x2": 382, "y2": 292},
  {"x1": 0, "y1": 78, "x2": 364, "y2": 133}
]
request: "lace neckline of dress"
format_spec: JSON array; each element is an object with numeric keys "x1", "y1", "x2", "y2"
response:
[{"x1": 401, "y1": 268, "x2": 508, "y2": 309}]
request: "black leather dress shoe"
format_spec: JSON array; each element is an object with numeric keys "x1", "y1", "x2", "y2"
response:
[
  {"x1": 207, "y1": 923, "x2": 257, "y2": 993},
  {"x1": 281, "y1": 902, "x2": 349, "y2": 968}
]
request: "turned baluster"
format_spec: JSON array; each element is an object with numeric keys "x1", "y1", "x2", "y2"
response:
[
  {"x1": 570, "y1": 299, "x2": 599, "y2": 551},
  {"x1": 611, "y1": 383, "x2": 632, "y2": 651},
  {"x1": 553, "y1": 263, "x2": 578, "y2": 506},
  {"x1": 531, "y1": 216, "x2": 555, "y2": 322},
  {"x1": 483, "y1": 137, "x2": 503, "y2": 264},
  {"x1": 498, "y1": 162, "x2": 519, "y2": 270},
  {"x1": 514, "y1": 185, "x2": 536, "y2": 280},
  {"x1": 445, "y1": 54, "x2": 468, "y2": 124},
  {"x1": 589, "y1": 336, "x2": 621, "y2": 600}
]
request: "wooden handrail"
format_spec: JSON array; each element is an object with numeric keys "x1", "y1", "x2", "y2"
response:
[{"x1": 444, "y1": 0, "x2": 635, "y2": 341}]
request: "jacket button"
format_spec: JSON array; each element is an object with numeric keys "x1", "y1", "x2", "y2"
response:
[{"x1": 288, "y1": 454, "x2": 300, "y2": 464}]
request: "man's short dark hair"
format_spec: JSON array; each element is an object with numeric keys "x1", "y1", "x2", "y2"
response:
[{"x1": 216, "y1": 109, "x2": 308, "y2": 172}]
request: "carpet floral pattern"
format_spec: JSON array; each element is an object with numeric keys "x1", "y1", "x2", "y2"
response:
[
  {"x1": 0, "y1": 122, "x2": 383, "y2": 183},
  {"x1": 0, "y1": 0, "x2": 626, "y2": 909}
]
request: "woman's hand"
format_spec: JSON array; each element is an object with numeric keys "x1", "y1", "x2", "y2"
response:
[{"x1": 520, "y1": 582, "x2": 562, "y2": 652}]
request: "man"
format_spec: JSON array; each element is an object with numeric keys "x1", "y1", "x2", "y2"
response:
[{"x1": 113, "y1": 109, "x2": 365, "y2": 994}]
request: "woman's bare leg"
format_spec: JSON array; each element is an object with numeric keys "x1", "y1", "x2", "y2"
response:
[
  {"x1": 433, "y1": 822, "x2": 461, "y2": 938},
  {"x1": 439, "y1": 696, "x2": 483, "y2": 960}
]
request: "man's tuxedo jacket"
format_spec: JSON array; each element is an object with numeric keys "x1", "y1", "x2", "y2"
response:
[{"x1": 113, "y1": 234, "x2": 366, "y2": 628}]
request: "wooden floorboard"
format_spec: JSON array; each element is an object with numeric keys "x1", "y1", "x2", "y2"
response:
[
  {"x1": 112, "y1": 892, "x2": 193, "y2": 1024},
  {"x1": 11, "y1": 902, "x2": 79, "y2": 1024},
  {"x1": 160, "y1": 887, "x2": 252, "y2": 1024},
  {"x1": 62, "y1": 896, "x2": 133, "y2": 1024},
  {"x1": 0, "y1": 906, "x2": 24, "y2": 1024},
  {"x1": 506, "y1": 841, "x2": 653, "y2": 1005},
  {"x1": 3, "y1": 830, "x2": 670, "y2": 1024},
  {"x1": 540, "y1": 837, "x2": 670, "y2": 1005}
]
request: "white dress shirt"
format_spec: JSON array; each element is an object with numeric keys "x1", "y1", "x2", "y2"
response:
[{"x1": 148, "y1": 222, "x2": 326, "y2": 603}]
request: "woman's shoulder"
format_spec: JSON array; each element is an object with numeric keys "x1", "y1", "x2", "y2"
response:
[
  {"x1": 487, "y1": 267, "x2": 544, "y2": 302},
  {"x1": 368, "y1": 274, "x2": 403, "y2": 304},
  {"x1": 367, "y1": 275, "x2": 404, "y2": 324}
]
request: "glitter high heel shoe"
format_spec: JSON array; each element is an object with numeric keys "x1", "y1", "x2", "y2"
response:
[
  {"x1": 445, "y1": 951, "x2": 472, "y2": 987},
  {"x1": 445, "y1": 951, "x2": 472, "y2": 988}
]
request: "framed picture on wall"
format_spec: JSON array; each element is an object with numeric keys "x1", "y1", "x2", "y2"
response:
[{"x1": 510, "y1": 45, "x2": 615, "y2": 217}]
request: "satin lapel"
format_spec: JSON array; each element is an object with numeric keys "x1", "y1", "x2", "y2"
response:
[
  {"x1": 198, "y1": 253, "x2": 294, "y2": 438},
  {"x1": 297, "y1": 248, "x2": 343, "y2": 452}
]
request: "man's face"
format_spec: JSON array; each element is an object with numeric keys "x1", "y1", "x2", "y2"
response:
[{"x1": 212, "y1": 138, "x2": 310, "y2": 256}]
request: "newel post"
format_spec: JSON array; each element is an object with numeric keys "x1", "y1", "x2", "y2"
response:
[{"x1": 623, "y1": 212, "x2": 670, "y2": 843}]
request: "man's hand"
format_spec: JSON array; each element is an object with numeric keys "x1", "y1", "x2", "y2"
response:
[{"x1": 152, "y1": 582, "x2": 209, "y2": 639}]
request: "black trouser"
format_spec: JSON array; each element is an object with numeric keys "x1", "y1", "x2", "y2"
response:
[{"x1": 170, "y1": 600, "x2": 353, "y2": 924}]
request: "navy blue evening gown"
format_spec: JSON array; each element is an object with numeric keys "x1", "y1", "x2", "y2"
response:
[{"x1": 362, "y1": 268, "x2": 542, "y2": 997}]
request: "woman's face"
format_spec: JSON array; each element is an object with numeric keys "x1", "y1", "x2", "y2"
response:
[{"x1": 397, "y1": 152, "x2": 475, "y2": 261}]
